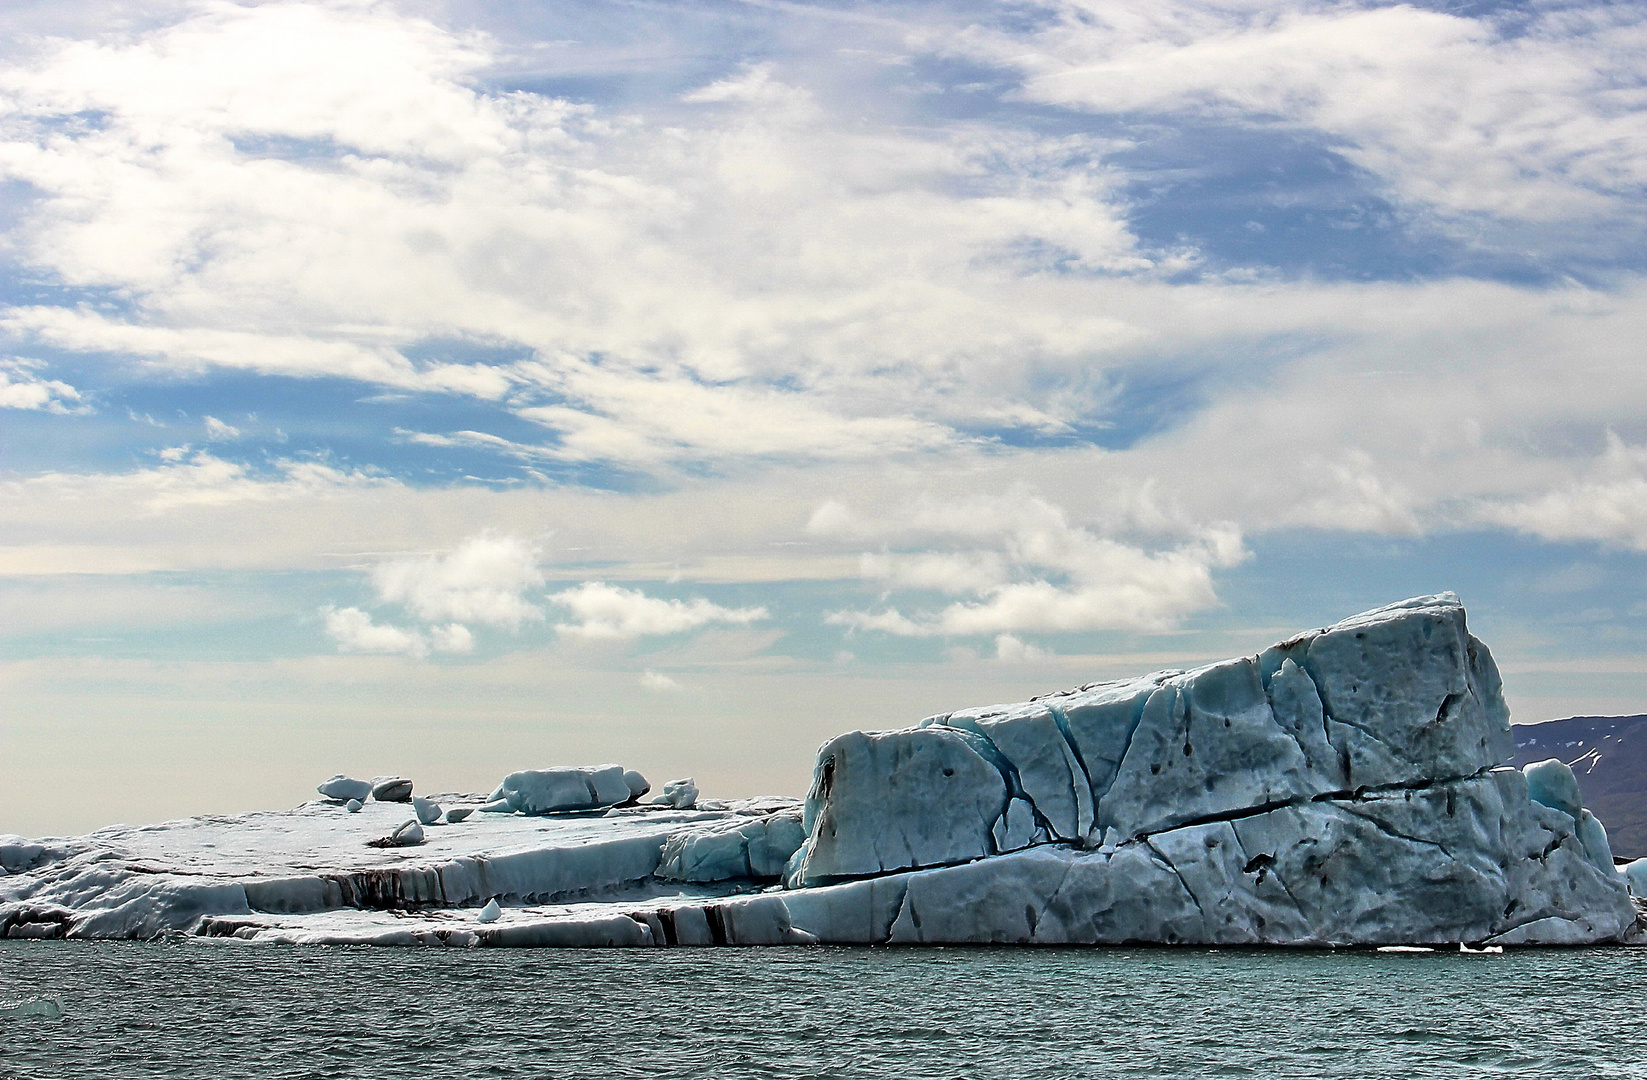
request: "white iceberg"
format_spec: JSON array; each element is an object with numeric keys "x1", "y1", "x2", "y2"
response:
[
  {"x1": 483, "y1": 765, "x2": 634, "y2": 814},
  {"x1": 318, "y1": 775, "x2": 373, "y2": 802},
  {"x1": 413, "y1": 798, "x2": 443, "y2": 826},
  {"x1": 0, "y1": 595, "x2": 1636, "y2": 949},
  {"x1": 652, "y1": 778, "x2": 699, "y2": 810}
]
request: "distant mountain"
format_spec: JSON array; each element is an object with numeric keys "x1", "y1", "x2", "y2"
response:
[{"x1": 1513, "y1": 715, "x2": 1647, "y2": 861}]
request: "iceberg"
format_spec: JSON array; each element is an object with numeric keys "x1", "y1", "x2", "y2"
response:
[
  {"x1": 0, "y1": 594, "x2": 1638, "y2": 948},
  {"x1": 371, "y1": 778, "x2": 413, "y2": 803},
  {"x1": 317, "y1": 775, "x2": 373, "y2": 802},
  {"x1": 413, "y1": 797, "x2": 443, "y2": 826},
  {"x1": 482, "y1": 765, "x2": 635, "y2": 814}
]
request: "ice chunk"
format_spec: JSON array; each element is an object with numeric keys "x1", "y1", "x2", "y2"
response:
[
  {"x1": 444, "y1": 807, "x2": 473, "y2": 823},
  {"x1": 318, "y1": 775, "x2": 373, "y2": 802},
  {"x1": 1575, "y1": 809, "x2": 1616, "y2": 875},
  {"x1": 344, "y1": 799, "x2": 363, "y2": 813},
  {"x1": 623, "y1": 770, "x2": 651, "y2": 801},
  {"x1": 656, "y1": 814, "x2": 806, "y2": 882},
  {"x1": 934, "y1": 702, "x2": 1091, "y2": 842},
  {"x1": 1623, "y1": 858, "x2": 1647, "y2": 898},
  {"x1": 0, "y1": 996, "x2": 64, "y2": 1019},
  {"x1": 651, "y1": 778, "x2": 699, "y2": 809},
  {"x1": 776, "y1": 594, "x2": 1635, "y2": 946},
  {"x1": 487, "y1": 765, "x2": 633, "y2": 814},
  {"x1": 413, "y1": 797, "x2": 442, "y2": 825},
  {"x1": 371, "y1": 777, "x2": 414, "y2": 802},
  {"x1": 991, "y1": 798, "x2": 1040, "y2": 853},
  {"x1": 366, "y1": 820, "x2": 425, "y2": 848},
  {"x1": 476, "y1": 898, "x2": 501, "y2": 923},
  {"x1": 1524, "y1": 758, "x2": 1583, "y2": 818},
  {"x1": 786, "y1": 726, "x2": 1009, "y2": 886}
]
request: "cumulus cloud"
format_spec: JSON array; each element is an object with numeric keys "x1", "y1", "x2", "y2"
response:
[
  {"x1": 203, "y1": 415, "x2": 240, "y2": 440},
  {"x1": 371, "y1": 534, "x2": 545, "y2": 629},
  {"x1": 994, "y1": 634, "x2": 1051, "y2": 663},
  {"x1": 320, "y1": 533, "x2": 541, "y2": 659},
  {"x1": 1474, "y1": 433, "x2": 1647, "y2": 551},
  {"x1": 549, "y1": 582, "x2": 768, "y2": 639},
  {"x1": 820, "y1": 491, "x2": 1247, "y2": 637},
  {"x1": 0, "y1": 360, "x2": 83, "y2": 413},
  {"x1": 322, "y1": 605, "x2": 472, "y2": 659}
]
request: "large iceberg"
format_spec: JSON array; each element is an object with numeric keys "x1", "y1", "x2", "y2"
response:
[{"x1": 1, "y1": 594, "x2": 1639, "y2": 947}]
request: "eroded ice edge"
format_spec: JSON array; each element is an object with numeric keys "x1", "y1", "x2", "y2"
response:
[{"x1": 4, "y1": 594, "x2": 1644, "y2": 948}]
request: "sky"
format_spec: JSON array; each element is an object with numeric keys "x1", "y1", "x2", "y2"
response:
[{"x1": 4, "y1": 0, "x2": 1647, "y2": 836}]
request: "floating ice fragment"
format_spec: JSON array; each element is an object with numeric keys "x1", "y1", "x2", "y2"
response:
[
  {"x1": 623, "y1": 770, "x2": 651, "y2": 802},
  {"x1": 413, "y1": 797, "x2": 442, "y2": 825},
  {"x1": 476, "y1": 898, "x2": 501, "y2": 923},
  {"x1": 444, "y1": 807, "x2": 473, "y2": 824},
  {"x1": 344, "y1": 799, "x2": 363, "y2": 813},
  {"x1": 0, "y1": 996, "x2": 64, "y2": 1019}
]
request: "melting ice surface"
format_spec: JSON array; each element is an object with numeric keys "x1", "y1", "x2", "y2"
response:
[{"x1": 0, "y1": 594, "x2": 1640, "y2": 947}]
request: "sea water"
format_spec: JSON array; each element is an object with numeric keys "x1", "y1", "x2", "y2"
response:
[{"x1": 2, "y1": 940, "x2": 1644, "y2": 1079}]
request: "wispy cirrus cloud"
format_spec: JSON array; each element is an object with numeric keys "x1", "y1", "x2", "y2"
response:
[{"x1": 962, "y1": 0, "x2": 1647, "y2": 228}]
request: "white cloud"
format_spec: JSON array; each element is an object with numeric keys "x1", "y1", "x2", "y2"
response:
[
  {"x1": 0, "y1": 449, "x2": 386, "y2": 517},
  {"x1": 203, "y1": 415, "x2": 239, "y2": 440},
  {"x1": 965, "y1": 0, "x2": 1647, "y2": 224},
  {"x1": 549, "y1": 582, "x2": 768, "y2": 640},
  {"x1": 821, "y1": 491, "x2": 1247, "y2": 637},
  {"x1": 371, "y1": 533, "x2": 545, "y2": 629},
  {"x1": 322, "y1": 605, "x2": 470, "y2": 659},
  {"x1": 640, "y1": 669, "x2": 681, "y2": 692},
  {"x1": 0, "y1": 2, "x2": 1162, "y2": 467},
  {"x1": 0, "y1": 360, "x2": 83, "y2": 413},
  {"x1": 994, "y1": 633, "x2": 1051, "y2": 663},
  {"x1": 1473, "y1": 433, "x2": 1647, "y2": 550}
]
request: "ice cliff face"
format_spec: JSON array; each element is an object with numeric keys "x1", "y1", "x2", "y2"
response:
[
  {"x1": 776, "y1": 594, "x2": 1634, "y2": 946},
  {"x1": 0, "y1": 594, "x2": 1637, "y2": 947}
]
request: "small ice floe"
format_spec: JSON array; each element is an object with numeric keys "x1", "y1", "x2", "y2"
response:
[
  {"x1": 371, "y1": 777, "x2": 414, "y2": 803},
  {"x1": 444, "y1": 807, "x2": 473, "y2": 824},
  {"x1": 344, "y1": 799, "x2": 363, "y2": 813},
  {"x1": 476, "y1": 898, "x2": 501, "y2": 923},
  {"x1": 1375, "y1": 945, "x2": 1435, "y2": 953},
  {"x1": 413, "y1": 797, "x2": 443, "y2": 825},
  {"x1": 318, "y1": 775, "x2": 373, "y2": 802},
  {"x1": 1, "y1": 996, "x2": 64, "y2": 1020},
  {"x1": 1459, "y1": 943, "x2": 1503, "y2": 954}
]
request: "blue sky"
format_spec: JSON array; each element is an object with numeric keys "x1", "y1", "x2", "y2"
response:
[{"x1": 4, "y1": 0, "x2": 1647, "y2": 833}]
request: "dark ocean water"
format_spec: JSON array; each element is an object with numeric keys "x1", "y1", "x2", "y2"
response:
[{"x1": 2, "y1": 940, "x2": 1645, "y2": 1079}]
